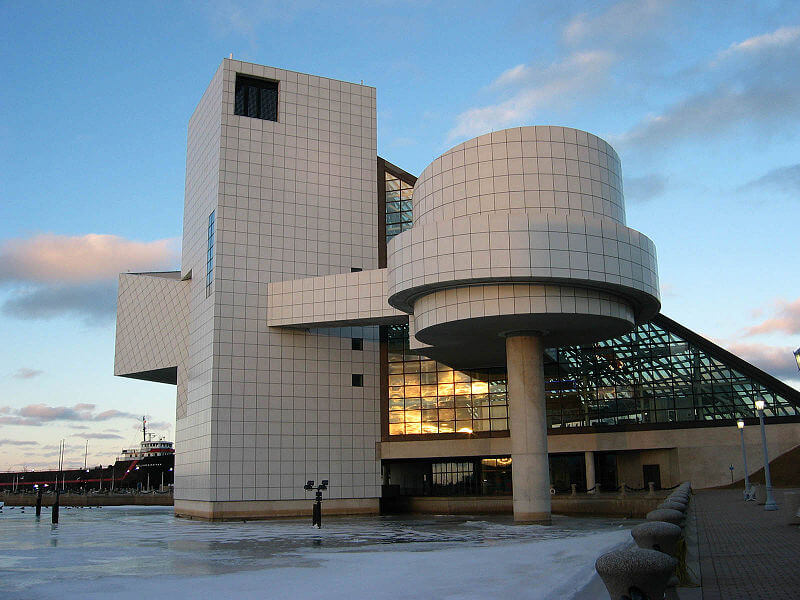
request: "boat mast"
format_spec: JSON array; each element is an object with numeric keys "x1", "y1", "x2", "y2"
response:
[
  {"x1": 84, "y1": 439, "x2": 88, "y2": 470},
  {"x1": 142, "y1": 416, "x2": 147, "y2": 443}
]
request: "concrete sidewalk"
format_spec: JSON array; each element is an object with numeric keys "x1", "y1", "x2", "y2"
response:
[{"x1": 693, "y1": 488, "x2": 800, "y2": 599}]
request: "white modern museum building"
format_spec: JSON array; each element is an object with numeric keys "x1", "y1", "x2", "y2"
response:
[{"x1": 114, "y1": 59, "x2": 800, "y2": 521}]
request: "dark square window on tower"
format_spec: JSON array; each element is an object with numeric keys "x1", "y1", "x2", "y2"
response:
[
  {"x1": 352, "y1": 374, "x2": 364, "y2": 387},
  {"x1": 351, "y1": 338, "x2": 363, "y2": 351},
  {"x1": 234, "y1": 74, "x2": 278, "y2": 121}
]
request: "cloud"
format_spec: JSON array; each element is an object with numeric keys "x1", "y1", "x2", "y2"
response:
[
  {"x1": 0, "y1": 439, "x2": 38, "y2": 446},
  {"x1": 722, "y1": 341, "x2": 799, "y2": 381},
  {"x1": 562, "y1": 0, "x2": 672, "y2": 48},
  {"x1": 624, "y1": 174, "x2": 668, "y2": 203},
  {"x1": 716, "y1": 25, "x2": 800, "y2": 61},
  {"x1": 737, "y1": 163, "x2": 800, "y2": 196},
  {"x1": 621, "y1": 24, "x2": 800, "y2": 149},
  {"x1": 2, "y1": 282, "x2": 118, "y2": 323},
  {"x1": 0, "y1": 234, "x2": 178, "y2": 284},
  {"x1": 0, "y1": 233, "x2": 178, "y2": 323},
  {"x1": 70, "y1": 432, "x2": 123, "y2": 440},
  {"x1": 448, "y1": 50, "x2": 615, "y2": 142},
  {"x1": 12, "y1": 368, "x2": 43, "y2": 379},
  {"x1": 744, "y1": 298, "x2": 800, "y2": 337},
  {"x1": 133, "y1": 420, "x2": 172, "y2": 432},
  {"x1": 0, "y1": 403, "x2": 139, "y2": 427}
]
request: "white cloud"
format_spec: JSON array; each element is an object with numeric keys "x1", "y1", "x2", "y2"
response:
[
  {"x1": 0, "y1": 234, "x2": 179, "y2": 284},
  {"x1": 0, "y1": 233, "x2": 179, "y2": 322},
  {"x1": 562, "y1": 0, "x2": 672, "y2": 47},
  {"x1": 448, "y1": 51, "x2": 615, "y2": 142},
  {"x1": 716, "y1": 25, "x2": 800, "y2": 61},
  {"x1": 621, "y1": 24, "x2": 800, "y2": 149}
]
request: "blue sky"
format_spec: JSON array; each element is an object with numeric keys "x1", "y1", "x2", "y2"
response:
[{"x1": 1, "y1": 1, "x2": 799, "y2": 470}]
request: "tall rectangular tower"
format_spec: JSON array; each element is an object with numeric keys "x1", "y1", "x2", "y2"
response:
[{"x1": 175, "y1": 59, "x2": 380, "y2": 519}]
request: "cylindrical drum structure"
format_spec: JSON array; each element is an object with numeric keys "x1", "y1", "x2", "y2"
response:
[{"x1": 387, "y1": 126, "x2": 660, "y2": 521}]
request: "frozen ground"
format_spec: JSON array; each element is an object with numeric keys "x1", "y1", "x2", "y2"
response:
[{"x1": 0, "y1": 505, "x2": 632, "y2": 599}]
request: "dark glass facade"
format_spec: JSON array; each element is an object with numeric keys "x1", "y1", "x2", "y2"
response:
[
  {"x1": 387, "y1": 457, "x2": 512, "y2": 496},
  {"x1": 384, "y1": 170, "x2": 413, "y2": 242},
  {"x1": 206, "y1": 210, "x2": 215, "y2": 298},
  {"x1": 234, "y1": 74, "x2": 278, "y2": 121}
]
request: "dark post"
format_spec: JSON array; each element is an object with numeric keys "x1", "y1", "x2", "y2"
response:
[
  {"x1": 312, "y1": 495, "x2": 322, "y2": 527},
  {"x1": 304, "y1": 479, "x2": 328, "y2": 528},
  {"x1": 35, "y1": 488, "x2": 43, "y2": 517},
  {"x1": 52, "y1": 492, "x2": 59, "y2": 524}
]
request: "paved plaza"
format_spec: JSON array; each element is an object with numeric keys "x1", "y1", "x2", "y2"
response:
[{"x1": 693, "y1": 488, "x2": 800, "y2": 599}]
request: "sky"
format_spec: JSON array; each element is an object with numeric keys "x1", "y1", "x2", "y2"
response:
[{"x1": 1, "y1": 1, "x2": 798, "y2": 471}]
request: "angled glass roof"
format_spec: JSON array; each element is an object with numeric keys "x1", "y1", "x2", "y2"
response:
[{"x1": 545, "y1": 314, "x2": 800, "y2": 429}]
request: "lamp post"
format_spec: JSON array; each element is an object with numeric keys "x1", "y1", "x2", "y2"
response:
[
  {"x1": 737, "y1": 420, "x2": 751, "y2": 500},
  {"x1": 754, "y1": 399, "x2": 778, "y2": 511}
]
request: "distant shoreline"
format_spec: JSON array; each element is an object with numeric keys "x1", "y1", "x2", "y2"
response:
[{"x1": 1, "y1": 491, "x2": 173, "y2": 507}]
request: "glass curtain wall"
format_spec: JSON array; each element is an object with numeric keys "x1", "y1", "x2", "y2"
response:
[
  {"x1": 384, "y1": 171, "x2": 413, "y2": 242},
  {"x1": 387, "y1": 319, "x2": 799, "y2": 436}
]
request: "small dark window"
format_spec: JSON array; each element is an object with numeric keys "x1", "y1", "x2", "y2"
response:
[
  {"x1": 352, "y1": 338, "x2": 363, "y2": 351},
  {"x1": 234, "y1": 75, "x2": 278, "y2": 121},
  {"x1": 352, "y1": 374, "x2": 364, "y2": 387},
  {"x1": 351, "y1": 267, "x2": 362, "y2": 272}
]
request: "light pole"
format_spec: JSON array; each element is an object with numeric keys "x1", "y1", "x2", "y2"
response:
[
  {"x1": 737, "y1": 420, "x2": 751, "y2": 499},
  {"x1": 754, "y1": 399, "x2": 778, "y2": 511}
]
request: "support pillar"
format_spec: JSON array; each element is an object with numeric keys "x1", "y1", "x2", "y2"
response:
[
  {"x1": 506, "y1": 333, "x2": 550, "y2": 523},
  {"x1": 585, "y1": 450, "x2": 596, "y2": 493}
]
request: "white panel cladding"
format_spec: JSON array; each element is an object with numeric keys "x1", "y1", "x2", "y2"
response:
[
  {"x1": 412, "y1": 126, "x2": 626, "y2": 228},
  {"x1": 114, "y1": 272, "x2": 190, "y2": 422},
  {"x1": 267, "y1": 268, "x2": 406, "y2": 327},
  {"x1": 196, "y1": 59, "x2": 381, "y2": 504},
  {"x1": 386, "y1": 209, "x2": 659, "y2": 314},
  {"x1": 177, "y1": 60, "x2": 225, "y2": 502},
  {"x1": 114, "y1": 272, "x2": 188, "y2": 377},
  {"x1": 411, "y1": 284, "x2": 635, "y2": 333}
]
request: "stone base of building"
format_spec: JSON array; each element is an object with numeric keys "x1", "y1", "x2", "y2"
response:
[
  {"x1": 383, "y1": 494, "x2": 667, "y2": 519},
  {"x1": 174, "y1": 497, "x2": 380, "y2": 521}
]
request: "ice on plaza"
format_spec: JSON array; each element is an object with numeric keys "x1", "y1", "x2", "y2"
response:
[{"x1": 0, "y1": 505, "x2": 631, "y2": 599}]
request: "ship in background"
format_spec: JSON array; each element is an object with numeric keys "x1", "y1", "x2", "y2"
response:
[{"x1": 0, "y1": 417, "x2": 174, "y2": 492}]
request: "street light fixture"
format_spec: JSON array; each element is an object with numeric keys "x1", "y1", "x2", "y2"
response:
[
  {"x1": 794, "y1": 347, "x2": 800, "y2": 371},
  {"x1": 736, "y1": 420, "x2": 752, "y2": 500},
  {"x1": 304, "y1": 479, "x2": 329, "y2": 528},
  {"x1": 754, "y1": 398, "x2": 778, "y2": 510}
]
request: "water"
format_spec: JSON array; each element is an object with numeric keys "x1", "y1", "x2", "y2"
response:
[{"x1": 0, "y1": 505, "x2": 634, "y2": 599}]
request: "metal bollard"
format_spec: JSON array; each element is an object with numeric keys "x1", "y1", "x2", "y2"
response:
[
  {"x1": 619, "y1": 482, "x2": 627, "y2": 498},
  {"x1": 647, "y1": 482, "x2": 655, "y2": 497},
  {"x1": 571, "y1": 484, "x2": 577, "y2": 497},
  {"x1": 596, "y1": 547, "x2": 677, "y2": 600}
]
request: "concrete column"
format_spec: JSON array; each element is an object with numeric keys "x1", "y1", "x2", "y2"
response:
[
  {"x1": 585, "y1": 450, "x2": 596, "y2": 493},
  {"x1": 506, "y1": 333, "x2": 550, "y2": 523}
]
